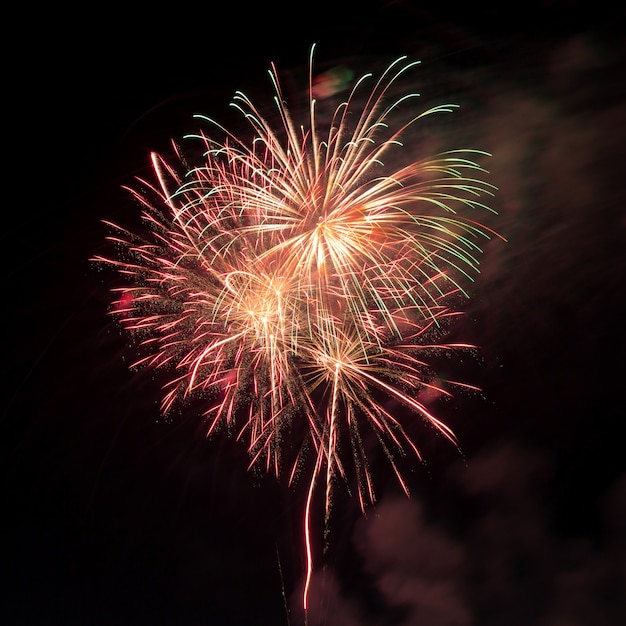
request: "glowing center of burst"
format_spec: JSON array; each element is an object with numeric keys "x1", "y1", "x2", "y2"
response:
[
  {"x1": 224, "y1": 271, "x2": 288, "y2": 344},
  {"x1": 315, "y1": 351, "x2": 349, "y2": 377},
  {"x1": 306, "y1": 203, "x2": 375, "y2": 271}
]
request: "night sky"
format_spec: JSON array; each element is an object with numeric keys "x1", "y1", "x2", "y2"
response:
[{"x1": 4, "y1": 3, "x2": 625, "y2": 625}]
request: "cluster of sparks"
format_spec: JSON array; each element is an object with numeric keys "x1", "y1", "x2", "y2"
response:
[{"x1": 95, "y1": 46, "x2": 498, "y2": 608}]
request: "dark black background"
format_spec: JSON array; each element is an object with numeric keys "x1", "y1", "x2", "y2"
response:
[{"x1": 4, "y1": 2, "x2": 625, "y2": 624}]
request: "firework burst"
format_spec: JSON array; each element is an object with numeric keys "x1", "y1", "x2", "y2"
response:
[{"x1": 94, "y1": 45, "x2": 498, "y2": 609}]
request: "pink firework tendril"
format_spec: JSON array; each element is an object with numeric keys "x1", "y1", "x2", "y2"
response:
[{"x1": 94, "y1": 45, "x2": 499, "y2": 610}]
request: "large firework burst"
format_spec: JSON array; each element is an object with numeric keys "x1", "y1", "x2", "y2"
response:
[{"x1": 94, "y1": 45, "x2": 498, "y2": 608}]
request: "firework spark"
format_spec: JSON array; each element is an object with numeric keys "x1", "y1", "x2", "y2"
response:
[{"x1": 95, "y1": 45, "x2": 498, "y2": 610}]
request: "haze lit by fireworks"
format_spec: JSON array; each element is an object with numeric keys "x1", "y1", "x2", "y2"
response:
[{"x1": 95, "y1": 45, "x2": 498, "y2": 608}]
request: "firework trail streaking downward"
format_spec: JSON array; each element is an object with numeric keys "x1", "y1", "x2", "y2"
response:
[{"x1": 94, "y1": 45, "x2": 499, "y2": 609}]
